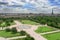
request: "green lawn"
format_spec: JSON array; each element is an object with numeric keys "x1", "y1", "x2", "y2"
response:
[
  {"x1": 43, "y1": 32, "x2": 60, "y2": 40},
  {"x1": 35, "y1": 26, "x2": 57, "y2": 33},
  {"x1": 20, "y1": 20, "x2": 39, "y2": 25},
  {"x1": 0, "y1": 31, "x2": 20, "y2": 38}
]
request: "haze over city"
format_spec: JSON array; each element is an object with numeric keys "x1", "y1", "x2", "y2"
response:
[{"x1": 0, "y1": 0, "x2": 60, "y2": 14}]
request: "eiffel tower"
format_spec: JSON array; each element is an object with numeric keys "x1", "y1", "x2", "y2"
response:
[{"x1": 52, "y1": 8, "x2": 54, "y2": 15}]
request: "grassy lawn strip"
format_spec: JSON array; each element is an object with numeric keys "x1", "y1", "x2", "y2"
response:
[
  {"x1": 0, "y1": 31, "x2": 20, "y2": 38},
  {"x1": 20, "y1": 20, "x2": 39, "y2": 25},
  {"x1": 35, "y1": 26, "x2": 57, "y2": 33},
  {"x1": 43, "y1": 32, "x2": 60, "y2": 40}
]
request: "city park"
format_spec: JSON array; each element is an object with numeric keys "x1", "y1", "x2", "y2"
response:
[
  {"x1": 0, "y1": 0, "x2": 60, "y2": 40},
  {"x1": 0, "y1": 16, "x2": 60, "y2": 40}
]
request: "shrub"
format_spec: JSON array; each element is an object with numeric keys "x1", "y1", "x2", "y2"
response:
[
  {"x1": 20, "y1": 30, "x2": 27, "y2": 36},
  {"x1": 11, "y1": 27, "x2": 17, "y2": 34},
  {"x1": 5, "y1": 28, "x2": 11, "y2": 32},
  {"x1": 25, "y1": 35, "x2": 35, "y2": 40}
]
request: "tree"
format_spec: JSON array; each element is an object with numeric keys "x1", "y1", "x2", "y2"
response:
[
  {"x1": 5, "y1": 28, "x2": 11, "y2": 32},
  {"x1": 20, "y1": 30, "x2": 27, "y2": 36},
  {"x1": 5, "y1": 22, "x2": 10, "y2": 26},
  {"x1": 11, "y1": 27, "x2": 17, "y2": 34},
  {"x1": 25, "y1": 35, "x2": 35, "y2": 40},
  {"x1": 47, "y1": 22, "x2": 57, "y2": 28},
  {"x1": 40, "y1": 20, "x2": 46, "y2": 25}
]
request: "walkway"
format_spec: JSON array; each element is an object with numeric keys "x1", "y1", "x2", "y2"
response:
[
  {"x1": 0, "y1": 37, "x2": 9, "y2": 40},
  {"x1": 16, "y1": 20, "x2": 47, "y2": 40},
  {"x1": 7, "y1": 36, "x2": 26, "y2": 40},
  {"x1": 24, "y1": 29, "x2": 47, "y2": 40}
]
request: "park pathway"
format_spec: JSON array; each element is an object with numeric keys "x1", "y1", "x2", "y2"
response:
[
  {"x1": 7, "y1": 36, "x2": 26, "y2": 40},
  {"x1": 15, "y1": 20, "x2": 47, "y2": 40},
  {"x1": 24, "y1": 29, "x2": 47, "y2": 40},
  {"x1": 0, "y1": 37, "x2": 9, "y2": 40},
  {"x1": 0, "y1": 36, "x2": 26, "y2": 40}
]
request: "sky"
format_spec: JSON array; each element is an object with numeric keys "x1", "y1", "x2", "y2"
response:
[{"x1": 0, "y1": 0, "x2": 60, "y2": 14}]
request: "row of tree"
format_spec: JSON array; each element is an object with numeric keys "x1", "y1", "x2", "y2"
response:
[
  {"x1": 13, "y1": 16, "x2": 60, "y2": 29},
  {"x1": 23, "y1": 16, "x2": 60, "y2": 29},
  {"x1": 0, "y1": 16, "x2": 60, "y2": 29}
]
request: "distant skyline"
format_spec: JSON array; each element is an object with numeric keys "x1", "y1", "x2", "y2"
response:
[{"x1": 0, "y1": 0, "x2": 60, "y2": 14}]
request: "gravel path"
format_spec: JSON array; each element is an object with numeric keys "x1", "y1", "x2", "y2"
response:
[
  {"x1": 7, "y1": 36, "x2": 26, "y2": 40},
  {"x1": 15, "y1": 20, "x2": 47, "y2": 40}
]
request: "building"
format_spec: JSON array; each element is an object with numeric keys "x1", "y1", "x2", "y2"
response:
[{"x1": 0, "y1": 13, "x2": 60, "y2": 18}]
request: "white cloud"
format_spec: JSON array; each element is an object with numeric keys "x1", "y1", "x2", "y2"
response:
[{"x1": 0, "y1": 0, "x2": 60, "y2": 14}]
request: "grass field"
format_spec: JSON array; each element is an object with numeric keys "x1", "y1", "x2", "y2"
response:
[
  {"x1": 0, "y1": 31, "x2": 20, "y2": 38},
  {"x1": 20, "y1": 20, "x2": 39, "y2": 25},
  {"x1": 35, "y1": 26, "x2": 57, "y2": 33},
  {"x1": 43, "y1": 32, "x2": 60, "y2": 40}
]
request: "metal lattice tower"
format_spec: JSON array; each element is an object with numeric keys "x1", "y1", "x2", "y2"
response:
[{"x1": 52, "y1": 8, "x2": 54, "y2": 15}]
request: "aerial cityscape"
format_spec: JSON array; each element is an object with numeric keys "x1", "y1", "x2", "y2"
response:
[{"x1": 0, "y1": 0, "x2": 60, "y2": 40}]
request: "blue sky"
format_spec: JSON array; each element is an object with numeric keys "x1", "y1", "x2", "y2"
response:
[
  {"x1": 49, "y1": 0, "x2": 60, "y2": 6},
  {"x1": 0, "y1": 0, "x2": 60, "y2": 13}
]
